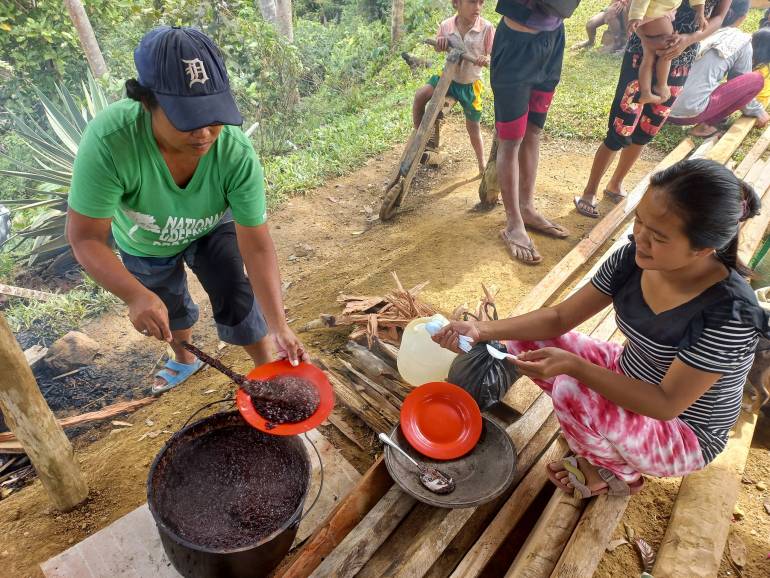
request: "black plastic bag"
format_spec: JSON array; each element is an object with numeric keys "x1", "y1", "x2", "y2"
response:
[{"x1": 447, "y1": 341, "x2": 517, "y2": 410}]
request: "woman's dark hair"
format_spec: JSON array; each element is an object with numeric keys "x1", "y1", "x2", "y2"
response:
[
  {"x1": 649, "y1": 158, "x2": 760, "y2": 275},
  {"x1": 723, "y1": 0, "x2": 750, "y2": 27},
  {"x1": 125, "y1": 78, "x2": 158, "y2": 109},
  {"x1": 753, "y1": 28, "x2": 770, "y2": 69},
  {"x1": 761, "y1": 8, "x2": 770, "y2": 29}
]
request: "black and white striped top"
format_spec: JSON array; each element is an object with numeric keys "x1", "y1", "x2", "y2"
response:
[{"x1": 591, "y1": 242, "x2": 769, "y2": 463}]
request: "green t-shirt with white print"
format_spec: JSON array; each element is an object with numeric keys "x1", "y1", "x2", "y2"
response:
[{"x1": 69, "y1": 99, "x2": 267, "y2": 257}]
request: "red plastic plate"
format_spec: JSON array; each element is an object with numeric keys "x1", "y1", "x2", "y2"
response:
[
  {"x1": 236, "y1": 360, "x2": 334, "y2": 436},
  {"x1": 400, "y1": 381, "x2": 482, "y2": 460}
]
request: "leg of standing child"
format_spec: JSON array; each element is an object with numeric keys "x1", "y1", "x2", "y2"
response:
[
  {"x1": 466, "y1": 119, "x2": 485, "y2": 175},
  {"x1": 654, "y1": 54, "x2": 673, "y2": 102},
  {"x1": 637, "y1": 17, "x2": 674, "y2": 103},
  {"x1": 637, "y1": 37, "x2": 661, "y2": 104},
  {"x1": 573, "y1": 11, "x2": 607, "y2": 49},
  {"x1": 413, "y1": 84, "x2": 435, "y2": 128}
]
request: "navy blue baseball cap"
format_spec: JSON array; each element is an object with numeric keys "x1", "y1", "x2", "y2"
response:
[{"x1": 134, "y1": 26, "x2": 242, "y2": 131}]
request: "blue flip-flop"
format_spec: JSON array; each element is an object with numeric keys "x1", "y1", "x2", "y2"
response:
[{"x1": 152, "y1": 358, "x2": 204, "y2": 395}]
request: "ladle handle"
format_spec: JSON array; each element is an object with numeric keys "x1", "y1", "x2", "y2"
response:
[{"x1": 378, "y1": 433, "x2": 420, "y2": 469}]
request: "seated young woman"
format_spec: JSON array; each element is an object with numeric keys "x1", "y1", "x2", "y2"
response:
[{"x1": 433, "y1": 159, "x2": 769, "y2": 497}]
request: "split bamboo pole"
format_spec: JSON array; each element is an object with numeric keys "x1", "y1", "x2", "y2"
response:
[{"x1": 0, "y1": 313, "x2": 88, "y2": 511}]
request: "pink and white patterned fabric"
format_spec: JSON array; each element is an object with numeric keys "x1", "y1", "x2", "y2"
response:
[{"x1": 505, "y1": 331, "x2": 706, "y2": 482}]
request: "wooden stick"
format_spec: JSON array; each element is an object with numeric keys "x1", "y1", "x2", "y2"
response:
[
  {"x1": 705, "y1": 116, "x2": 757, "y2": 165},
  {"x1": 276, "y1": 457, "x2": 394, "y2": 578},
  {"x1": 451, "y1": 435, "x2": 570, "y2": 577},
  {"x1": 338, "y1": 360, "x2": 403, "y2": 419},
  {"x1": 0, "y1": 440, "x2": 25, "y2": 454},
  {"x1": 505, "y1": 490, "x2": 584, "y2": 577},
  {"x1": 325, "y1": 370, "x2": 395, "y2": 434},
  {"x1": 23, "y1": 345, "x2": 47, "y2": 369},
  {"x1": 0, "y1": 397, "x2": 155, "y2": 443},
  {"x1": 652, "y1": 410, "x2": 756, "y2": 577},
  {"x1": 734, "y1": 124, "x2": 770, "y2": 178},
  {"x1": 326, "y1": 412, "x2": 369, "y2": 452},
  {"x1": 309, "y1": 486, "x2": 417, "y2": 578},
  {"x1": 0, "y1": 282, "x2": 57, "y2": 302},
  {"x1": 549, "y1": 494, "x2": 631, "y2": 577},
  {"x1": 398, "y1": 57, "x2": 460, "y2": 177},
  {"x1": 0, "y1": 313, "x2": 88, "y2": 511},
  {"x1": 343, "y1": 341, "x2": 410, "y2": 399}
]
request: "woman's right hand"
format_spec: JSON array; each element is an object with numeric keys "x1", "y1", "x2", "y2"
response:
[
  {"x1": 655, "y1": 33, "x2": 693, "y2": 60},
  {"x1": 127, "y1": 290, "x2": 172, "y2": 342},
  {"x1": 431, "y1": 320, "x2": 481, "y2": 353},
  {"x1": 435, "y1": 36, "x2": 449, "y2": 52}
]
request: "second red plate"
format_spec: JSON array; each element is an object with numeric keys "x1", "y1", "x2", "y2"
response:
[{"x1": 400, "y1": 381, "x2": 482, "y2": 460}]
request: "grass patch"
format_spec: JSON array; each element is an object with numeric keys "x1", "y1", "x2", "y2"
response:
[{"x1": 4, "y1": 276, "x2": 119, "y2": 338}]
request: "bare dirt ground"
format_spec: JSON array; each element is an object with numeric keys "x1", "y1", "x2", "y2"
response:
[{"x1": 4, "y1": 117, "x2": 765, "y2": 578}]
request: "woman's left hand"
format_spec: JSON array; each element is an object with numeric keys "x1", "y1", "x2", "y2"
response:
[
  {"x1": 515, "y1": 347, "x2": 580, "y2": 379},
  {"x1": 272, "y1": 325, "x2": 310, "y2": 366},
  {"x1": 655, "y1": 33, "x2": 695, "y2": 60}
]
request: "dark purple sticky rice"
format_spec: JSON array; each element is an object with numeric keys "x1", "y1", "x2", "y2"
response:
[
  {"x1": 155, "y1": 425, "x2": 306, "y2": 549},
  {"x1": 243, "y1": 375, "x2": 320, "y2": 425}
]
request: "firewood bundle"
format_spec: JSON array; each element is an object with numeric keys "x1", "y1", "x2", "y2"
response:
[{"x1": 302, "y1": 272, "x2": 436, "y2": 347}]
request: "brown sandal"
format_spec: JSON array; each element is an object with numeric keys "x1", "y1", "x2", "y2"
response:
[
  {"x1": 500, "y1": 229, "x2": 542, "y2": 265},
  {"x1": 574, "y1": 196, "x2": 599, "y2": 218},
  {"x1": 554, "y1": 456, "x2": 644, "y2": 499}
]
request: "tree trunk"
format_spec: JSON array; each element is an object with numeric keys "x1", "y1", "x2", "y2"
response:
[
  {"x1": 391, "y1": 0, "x2": 404, "y2": 45},
  {"x1": 275, "y1": 0, "x2": 294, "y2": 42},
  {"x1": 257, "y1": 0, "x2": 278, "y2": 24},
  {"x1": 258, "y1": 0, "x2": 293, "y2": 42},
  {"x1": 0, "y1": 313, "x2": 88, "y2": 511},
  {"x1": 62, "y1": 0, "x2": 108, "y2": 78}
]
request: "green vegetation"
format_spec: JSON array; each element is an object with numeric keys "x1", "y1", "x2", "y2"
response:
[
  {"x1": 3, "y1": 276, "x2": 119, "y2": 337},
  {"x1": 0, "y1": 73, "x2": 112, "y2": 264}
]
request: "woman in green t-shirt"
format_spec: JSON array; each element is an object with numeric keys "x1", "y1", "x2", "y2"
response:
[{"x1": 67, "y1": 26, "x2": 307, "y2": 394}]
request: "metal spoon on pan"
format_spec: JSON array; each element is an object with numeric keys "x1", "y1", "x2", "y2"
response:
[{"x1": 378, "y1": 432, "x2": 455, "y2": 495}]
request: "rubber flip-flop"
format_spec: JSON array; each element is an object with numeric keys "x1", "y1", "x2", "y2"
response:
[
  {"x1": 500, "y1": 229, "x2": 542, "y2": 265},
  {"x1": 574, "y1": 196, "x2": 599, "y2": 218},
  {"x1": 560, "y1": 456, "x2": 644, "y2": 499},
  {"x1": 152, "y1": 358, "x2": 204, "y2": 396},
  {"x1": 603, "y1": 189, "x2": 626, "y2": 204},
  {"x1": 525, "y1": 219, "x2": 570, "y2": 239}
]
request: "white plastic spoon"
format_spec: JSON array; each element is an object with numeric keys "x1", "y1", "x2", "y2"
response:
[{"x1": 486, "y1": 343, "x2": 517, "y2": 361}]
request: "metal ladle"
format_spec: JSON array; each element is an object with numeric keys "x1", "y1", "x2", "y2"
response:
[{"x1": 378, "y1": 432, "x2": 455, "y2": 495}]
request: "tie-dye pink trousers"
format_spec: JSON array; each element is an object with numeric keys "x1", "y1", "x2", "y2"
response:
[{"x1": 505, "y1": 331, "x2": 705, "y2": 483}]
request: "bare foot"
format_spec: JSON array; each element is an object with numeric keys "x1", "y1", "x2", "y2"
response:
[
  {"x1": 500, "y1": 229, "x2": 542, "y2": 265},
  {"x1": 521, "y1": 206, "x2": 570, "y2": 238},
  {"x1": 571, "y1": 40, "x2": 593, "y2": 50},
  {"x1": 638, "y1": 90, "x2": 662, "y2": 105},
  {"x1": 688, "y1": 123, "x2": 720, "y2": 138},
  {"x1": 654, "y1": 84, "x2": 671, "y2": 102}
]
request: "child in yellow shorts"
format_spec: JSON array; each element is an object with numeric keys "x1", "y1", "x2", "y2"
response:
[
  {"x1": 628, "y1": 0, "x2": 707, "y2": 104},
  {"x1": 412, "y1": 0, "x2": 495, "y2": 175}
]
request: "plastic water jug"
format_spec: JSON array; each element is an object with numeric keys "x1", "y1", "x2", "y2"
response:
[{"x1": 397, "y1": 315, "x2": 459, "y2": 387}]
